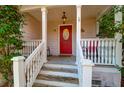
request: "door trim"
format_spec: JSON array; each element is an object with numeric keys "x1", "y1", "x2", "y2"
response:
[{"x1": 58, "y1": 24, "x2": 73, "y2": 55}]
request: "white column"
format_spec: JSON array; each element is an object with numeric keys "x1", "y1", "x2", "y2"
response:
[
  {"x1": 76, "y1": 5, "x2": 82, "y2": 64},
  {"x1": 114, "y1": 5, "x2": 122, "y2": 67},
  {"x1": 41, "y1": 7, "x2": 48, "y2": 63},
  {"x1": 11, "y1": 56, "x2": 26, "y2": 87},
  {"x1": 115, "y1": 6, "x2": 122, "y2": 25},
  {"x1": 115, "y1": 33, "x2": 122, "y2": 67}
]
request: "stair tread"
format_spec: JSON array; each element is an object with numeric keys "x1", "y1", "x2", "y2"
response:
[
  {"x1": 44, "y1": 63, "x2": 77, "y2": 69},
  {"x1": 33, "y1": 63, "x2": 79, "y2": 87},
  {"x1": 42, "y1": 67, "x2": 78, "y2": 73},
  {"x1": 39, "y1": 70, "x2": 78, "y2": 78},
  {"x1": 36, "y1": 74, "x2": 79, "y2": 84},
  {"x1": 34, "y1": 79, "x2": 79, "y2": 87}
]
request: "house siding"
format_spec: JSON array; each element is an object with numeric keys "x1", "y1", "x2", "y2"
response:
[
  {"x1": 47, "y1": 20, "x2": 76, "y2": 56},
  {"x1": 22, "y1": 15, "x2": 97, "y2": 56},
  {"x1": 22, "y1": 13, "x2": 42, "y2": 40},
  {"x1": 81, "y1": 18, "x2": 97, "y2": 38}
]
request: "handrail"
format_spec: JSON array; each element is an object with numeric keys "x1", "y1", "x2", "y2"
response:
[
  {"x1": 25, "y1": 41, "x2": 45, "y2": 87},
  {"x1": 81, "y1": 38, "x2": 115, "y2": 41},
  {"x1": 21, "y1": 40, "x2": 42, "y2": 57},
  {"x1": 25, "y1": 41, "x2": 44, "y2": 66}
]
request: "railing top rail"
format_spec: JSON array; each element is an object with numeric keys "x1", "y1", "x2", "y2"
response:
[
  {"x1": 24, "y1": 40, "x2": 42, "y2": 42},
  {"x1": 81, "y1": 38, "x2": 116, "y2": 41},
  {"x1": 25, "y1": 41, "x2": 44, "y2": 66}
]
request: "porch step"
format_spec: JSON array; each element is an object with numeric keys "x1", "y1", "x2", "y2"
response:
[
  {"x1": 33, "y1": 72, "x2": 79, "y2": 87},
  {"x1": 44, "y1": 63, "x2": 77, "y2": 70},
  {"x1": 42, "y1": 67, "x2": 77, "y2": 73},
  {"x1": 39, "y1": 70, "x2": 78, "y2": 78},
  {"x1": 34, "y1": 79, "x2": 79, "y2": 87},
  {"x1": 33, "y1": 63, "x2": 79, "y2": 87}
]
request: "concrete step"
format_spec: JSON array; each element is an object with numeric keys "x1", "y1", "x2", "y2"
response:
[
  {"x1": 33, "y1": 63, "x2": 79, "y2": 87},
  {"x1": 39, "y1": 70, "x2": 78, "y2": 78},
  {"x1": 34, "y1": 79, "x2": 79, "y2": 87},
  {"x1": 43, "y1": 63, "x2": 77, "y2": 70},
  {"x1": 42, "y1": 66, "x2": 78, "y2": 73}
]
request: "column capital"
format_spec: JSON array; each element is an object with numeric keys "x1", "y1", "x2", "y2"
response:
[
  {"x1": 41, "y1": 7, "x2": 48, "y2": 13},
  {"x1": 76, "y1": 5, "x2": 82, "y2": 8}
]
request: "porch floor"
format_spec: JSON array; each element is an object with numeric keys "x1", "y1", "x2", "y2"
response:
[{"x1": 47, "y1": 56, "x2": 76, "y2": 65}]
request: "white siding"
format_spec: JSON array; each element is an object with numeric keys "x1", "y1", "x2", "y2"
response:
[
  {"x1": 22, "y1": 15, "x2": 97, "y2": 56},
  {"x1": 22, "y1": 13, "x2": 42, "y2": 40}
]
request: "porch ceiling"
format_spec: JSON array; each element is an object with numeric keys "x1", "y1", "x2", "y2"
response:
[{"x1": 21, "y1": 5, "x2": 112, "y2": 22}]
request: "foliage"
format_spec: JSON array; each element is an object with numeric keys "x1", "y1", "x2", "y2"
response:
[
  {"x1": 116, "y1": 65, "x2": 124, "y2": 76},
  {"x1": 97, "y1": 6, "x2": 124, "y2": 77},
  {"x1": 97, "y1": 6, "x2": 124, "y2": 40},
  {"x1": 0, "y1": 5, "x2": 24, "y2": 86}
]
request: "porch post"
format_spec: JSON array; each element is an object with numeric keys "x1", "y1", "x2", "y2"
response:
[
  {"x1": 11, "y1": 56, "x2": 26, "y2": 87},
  {"x1": 76, "y1": 5, "x2": 82, "y2": 64},
  {"x1": 41, "y1": 7, "x2": 48, "y2": 63},
  {"x1": 114, "y1": 5, "x2": 122, "y2": 67}
]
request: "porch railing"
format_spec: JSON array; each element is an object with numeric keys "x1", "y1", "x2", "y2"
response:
[
  {"x1": 81, "y1": 38, "x2": 116, "y2": 65},
  {"x1": 12, "y1": 41, "x2": 46, "y2": 87},
  {"x1": 25, "y1": 41, "x2": 45, "y2": 87},
  {"x1": 21, "y1": 40, "x2": 42, "y2": 57}
]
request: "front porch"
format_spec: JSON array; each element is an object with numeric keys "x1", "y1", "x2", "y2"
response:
[{"x1": 11, "y1": 5, "x2": 122, "y2": 87}]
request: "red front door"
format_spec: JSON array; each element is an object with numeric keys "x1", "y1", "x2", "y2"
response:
[{"x1": 60, "y1": 25, "x2": 72, "y2": 54}]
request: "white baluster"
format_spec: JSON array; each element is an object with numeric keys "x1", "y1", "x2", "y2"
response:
[
  {"x1": 98, "y1": 39, "x2": 101, "y2": 64},
  {"x1": 104, "y1": 40, "x2": 108, "y2": 65},
  {"x1": 108, "y1": 40, "x2": 111, "y2": 64},
  {"x1": 90, "y1": 40, "x2": 93, "y2": 62},
  {"x1": 87, "y1": 40, "x2": 90, "y2": 59},
  {"x1": 94, "y1": 40, "x2": 97, "y2": 64},
  {"x1": 113, "y1": 40, "x2": 116, "y2": 65},
  {"x1": 82, "y1": 41, "x2": 87, "y2": 58}
]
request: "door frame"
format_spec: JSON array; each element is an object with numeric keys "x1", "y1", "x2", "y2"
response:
[{"x1": 58, "y1": 24, "x2": 73, "y2": 55}]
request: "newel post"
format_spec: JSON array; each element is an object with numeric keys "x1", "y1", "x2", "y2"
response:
[
  {"x1": 115, "y1": 33, "x2": 122, "y2": 67},
  {"x1": 11, "y1": 56, "x2": 26, "y2": 87},
  {"x1": 80, "y1": 59, "x2": 94, "y2": 87},
  {"x1": 114, "y1": 5, "x2": 122, "y2": 67}
]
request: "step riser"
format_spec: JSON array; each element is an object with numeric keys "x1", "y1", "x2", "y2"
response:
[
  {"x1": 34, "y1": 80, "x2": 79, "y2": 87},
  {"x1": 40, "y1": 71, "x2": 78, "y2": 78}
]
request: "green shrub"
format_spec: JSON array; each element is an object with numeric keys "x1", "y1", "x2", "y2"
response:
[{"x1": 0, "y1": 5, "x2": 24, "y2": 86}]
